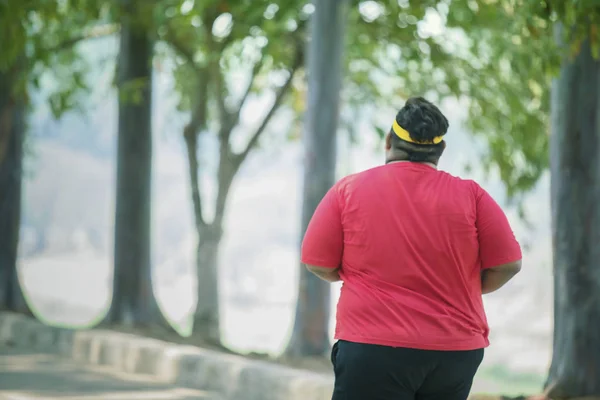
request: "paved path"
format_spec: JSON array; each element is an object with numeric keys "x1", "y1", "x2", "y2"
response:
[{"x1": 0, "y1": 347, "x2": 221, "y2": 400}]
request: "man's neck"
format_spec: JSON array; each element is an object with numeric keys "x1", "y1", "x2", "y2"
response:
[{"x1": 386, "y1": 160, "x2": 437, "y2": 169}]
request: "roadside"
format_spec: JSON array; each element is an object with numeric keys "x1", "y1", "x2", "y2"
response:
[
  {"x1": 0, "y1": 346, "x2": 220, "y2": 400},
  {"x1": 20, "y1": 277, "x2": 548, "y2": 397},
  {"x1": 0, "y1": 310, "x2": 545, "y2": 400}
]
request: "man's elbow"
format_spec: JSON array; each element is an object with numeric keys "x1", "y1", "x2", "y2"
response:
[
  {"x1": 501, "y1": 259, "x2": 522, "y2": 274},
  {"x1": 486, "y1": 260, "x2": 522, "y2": 278},
  {"x1": 481, "y1": 259, "x2": 522, "y2": 295},
  {"x1": 305, "y1": 264, "x2": 341, "y2": 282}
]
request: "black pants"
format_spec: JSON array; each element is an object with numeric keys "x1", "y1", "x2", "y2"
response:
[{"x1": 331, "y1": 340, "x2": 484, "y2": 400}]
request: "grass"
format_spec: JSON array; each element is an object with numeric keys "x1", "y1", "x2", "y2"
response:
[{"x1": 475, "y1": 364, "x2": 545, "y2": 396}]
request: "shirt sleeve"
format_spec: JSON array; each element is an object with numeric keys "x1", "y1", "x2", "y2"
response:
[
  {"x1": 475, "y1": 185, "x2": 522, "y2": 270},
  {"x1": 300, "y1": 185, "x2": 344, "y2": 269}
]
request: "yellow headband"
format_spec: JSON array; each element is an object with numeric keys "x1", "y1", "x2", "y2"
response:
[{"x1": 392, "y1": 120, "x2": 443, "y2": 145}]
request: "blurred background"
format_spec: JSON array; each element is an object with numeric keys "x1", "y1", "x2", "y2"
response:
[{"x1": 1, "y1": 0, "x2": 569, "y2": 397}]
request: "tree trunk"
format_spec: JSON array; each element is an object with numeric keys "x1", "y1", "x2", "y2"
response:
[
  {"x1": 286, "y1": 0, "x2": 347, "y2": 357},
  {"x1": 189, "y1": 148, "x2": 236, "y2": 344},
  {"x1": 547, "y1": 33, "x2": 600, "y2": 399},
  {"x1": 0, "y1": 70, "x2": 31, "y2": 314},
  {"x1": 192, "y1": 224, "x2": 222, "y2": 344},
  {"x1": 105, "y1": 4, "x2": 167, "y2": 328},
  {"x1": 179, "y1": 18, "x2": 300, "y2": 345}
]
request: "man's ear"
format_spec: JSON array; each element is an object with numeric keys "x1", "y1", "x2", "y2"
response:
[
  {"x1": 385, "y1": 132, "x2": 392, "y2": 150},
  {"x1": 435, "y1": 140, "x2": 447, "y2": 162}
]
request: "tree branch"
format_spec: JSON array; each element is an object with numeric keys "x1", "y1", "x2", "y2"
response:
[
  {"x1": 208, "y1": 21, "x2": 308, "y2": 230},
  {"x1": 184, "y1": 68, "x2": 210, "y2": 231},
  {"x1": 225, "y1": 18, "x2": 308, "y2": 136},
  {"x1": 170, "y1": 11, "x2": 221, "y2": 233},
  {"x1": 234, "y1": 44, "x2": 304, "y2": 166},
  {"x1": 226, "y1": 51, "x2": 267, "y2": 134},
  {"x1": 184, "y1": 129, "x2": 204, "y2": 230},
  {"x1": 0, "y1": 104, "x2": 13, "y2": 169},
  {"x1": 164, "y1": 31, "x2": 199, "y2": 70},
  {"x1": 211, "y1": 50, "x2": 229, "y2": 135},
  {"x1": 0, "y1": 65, "x2": 20, "y2": 168},
  {"x1": 212, "y1": 145, "x2": 235, "y2": 230},
  {"x1": 42, "y1": 24, "x2": 119, "y2": 56},
  {"x1": 162, "y1": 18, "x2": 206, "y2": 74}
]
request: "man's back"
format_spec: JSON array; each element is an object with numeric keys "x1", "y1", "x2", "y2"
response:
[
  {"x1": 300, "y1": 97, "x2": 522, "y2": 400},
  {"x1": 302, "y1": 161, "x2": 521, "y2": 351}
]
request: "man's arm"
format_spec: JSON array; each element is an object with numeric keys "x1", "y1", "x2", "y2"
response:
[
  {"x1": 300, "y1": 186, "x2": 344, "y2": 283},
  {"x1": 306, "y1": 265, "x2": 341, "y2": 282},
  {"x1": 475, "y1": 184, "x2": 522, "y2": 295},
  {"x1": 481, "y1": 260, "x2": 522, "y2": 294}
]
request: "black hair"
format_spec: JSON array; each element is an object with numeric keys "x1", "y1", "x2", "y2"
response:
[{"x1": 389, "y1": 97, "x2": 449, "y2": 163}]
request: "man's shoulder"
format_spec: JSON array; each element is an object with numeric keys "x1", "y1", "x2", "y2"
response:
[
  {"x1": 333, "y1": 166, "x2": 485, "y2": 197},
  {"x1": 437, "y1": 170, "x2": 482, "y2": 192},
  {"x1": 332, "y1": 173, "x2": 359, "y2": 197},
  {"x1": 334, "y1": 165, "x2": 385, "y2": 191}
]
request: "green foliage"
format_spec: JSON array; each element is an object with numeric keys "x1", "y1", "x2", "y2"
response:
[
  {"x1": 155, "y1": 0, "x2": 559, "y2": 200},
  {"x1": 546, "y1": 0, "x2": 600, "y2": 55},
  {"x1": 341, "y1": 0, "x2": 555, "y2": 201},
  {"x1": 157, "y1": 0, "x2": 308, "y2": 119},
  {"x1": 118, "y1": 77, "x2": 150, "y2": 106},
  {"x1": 156, "y1": 0, "x2": 561, "y2": 200},
  {"x1": 45, "y1": 49, "x2": 92, "y2": 118},
  {"x1": 7, "y1": 0, "x2": 593, "y2": 201},
  {"x1": 0, "y1": 0, "x2": 109, "y2": 116},
  {"x1": 444, "y1": 0, "x2": 556, "y2": 200},
  {"x1": 344, "y1": 0, "x2": 600, "y2": 200}
]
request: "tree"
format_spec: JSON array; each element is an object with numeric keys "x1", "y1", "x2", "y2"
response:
[
  {"x1": 446, "y1": 2, "x2": 600, "y2": 397},
  {"x1": 0, "y1": 66, "x2": 29, "y2": 313},
  {"x1": 545, "y1": 15, "x2": 600, "y2": 400},
  {"x1": 158, "y1": 1, "x2": 307, "y2": 343},
  {"x1": 104, "y1": 0, "x2": 170, "y2": 328},
  {"x1": 157, "y1": 0, "x2": 472, "y2": 346},
  {"x1": 0, "y1": 0, "x2": 110, "y2": 314},
  {"x1": 286, "y1": 0, "x2": 348, "y2": 357},
  {"x1": 0, "y1": 0, "x2": 166, "y2": 327},
  {"x1": 342, "y1": 1, "x2": 600, "y2": 396},
  {"x1": 155, "y1": 0, "x2": 575, "y2": 355},
  {"x1": 282, "y1": 0, "x2": 552, "y2": 357},
  {"x1": 548, "y1": 33, "x2": 600, "y2": 398}
]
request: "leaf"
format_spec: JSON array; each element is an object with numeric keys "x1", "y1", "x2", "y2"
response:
[
  {"x1": 374, "y1": 126, "x2": 386, "y2": 140},
  {"x1": 1, "y1": 0, "x2": 108, "y2": 117},
  {"x1": 119, "y1": 77, "x2": 150, "y2": 106}
]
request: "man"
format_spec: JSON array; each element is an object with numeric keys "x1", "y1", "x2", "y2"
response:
[{"x1": 300, "y1": 97, "x2": 522, "y2": 400}]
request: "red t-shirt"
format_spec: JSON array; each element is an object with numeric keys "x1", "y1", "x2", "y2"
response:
[{"x1": 301, "y1": 162, "x2": 522, "y2": 351}]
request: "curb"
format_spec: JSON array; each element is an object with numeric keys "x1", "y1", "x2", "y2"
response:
[{"x1": 0, "y1": 312, "x2": 334, "y2": 400}]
